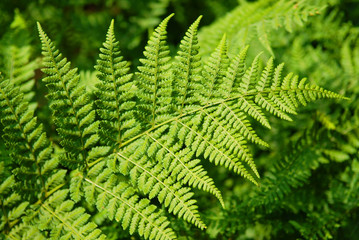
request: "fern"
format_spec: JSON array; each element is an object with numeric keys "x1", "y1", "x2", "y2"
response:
[
  {"x1": 0, "y1": 77, "x2": 105, "y2": 239},
  {"x1": 0, "y1": 77, "x2": 55, "y2": 200},
  {"x1": 0, "y1": 10, "x2": 37, "y2": 105},
  {"x1": 202, "y1": 18, "x2": 359, "y2": 235},
  {"x1": 0, "y1": 11, "x2": 346, "y2": 239},
  {"x1": 198, "y1": 0, "x2": 326, "y2": 57},
  {"x1": 249, "y1": 129, "x2": 325, "y2": 211},
  {"x1": 94, "y1": 19, "x2": 136, "y2": 149},
  {"x1": 98, "y1": 15, "x2": 341, "y2": 237},
  {"x1": 37, "y1": 20, "x2": 177, "y2": 240},
  {"x1": 0, "y1": 163, "x2": 33, "y2": 239}
]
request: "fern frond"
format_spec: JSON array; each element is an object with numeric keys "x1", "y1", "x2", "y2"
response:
[
  {"x1": 93, "y1": 19, "x2": 189, "y2": 236},
  {"x1": 114, "y1": 16, "x2": 344, "y2": 218},
  {"x1": 136, "y1": 14, "x2": 174, "y2": 127},
  {"x1": 0, "y1": 78, "x2": 56, "y2": 200},
  {"x1": 82, "y1": 164, "x2": 176, "y2": 240},
  {"x1": 200, "y1": 34, "x2": 229, "y2": 102},
  {"x1": 30, "y1": 189, "x2": 106, "y2": 240},
  {"x1": 224, "y1": 50, "x2": 345, "y2": 124},
  {"x1": 198, "y1": 0, "x2": 326, "y2": 57},
  {"x1": 117, "y1": 149, "x2": 206, "y2": 229},
  {"x1": 0, "y1": 76, "x2": 104, "y2": 239},
  {"x1": 250, "y1": 142, "x2": 319, "y2": 210},
  {"x1": 169, "y1": 16, "x2": 225, "y2": 206},
  {"x1": 173, "y1": 16, "x2": 203, "y2": 114},
  {"x1": 0, "y1": 10, "x2": 37, "y2": 105},
  {"x1": 95, "y1": 20, "x2": 138, "y2": 148},
  {"x1": 2, "y1": 45, "x2": 37, "y2": 103},
  {"x1": 0, "y1": 173, "x2": 30, "y2": 238},
  {"x1": 38, "y1": 21, "x2": 179, "y2": 240},
  {"x1": 37, "y1": 22, "x2": 99, "y2": 171},
  {"x1": 31, "y1": 15, "x2": 346, "y2": 240},
  {"x1": 224, "y1": 47, "x2": 271, "y2": 128}
]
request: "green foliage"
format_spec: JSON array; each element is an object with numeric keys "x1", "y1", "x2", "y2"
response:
[
  {"x1": 198, "y1": 0, "x2": 327, "y2": 57},
  {"x1": 1, "y1": 0, "x2": 358, "y2": 239},
  {"x1": 0, "y1": 10, "x2": 37, "y2": 106},
  {"x1": 193, "y1": 1, "x2": 359, "y2": 239},
  {"x1": 0, "y1": 78, "x2": 105, "y2": 240}
]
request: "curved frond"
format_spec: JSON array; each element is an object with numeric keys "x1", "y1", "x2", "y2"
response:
[
  {"x1": 37, "y1": 22, "x2": 99, "y2": 171},
  {"x1": 82, "y1": 164, "x2": 176, "y2": 240},
  {"x1": 0, "y1": 78, "x2": 56, "y2": 200},
  {"x1": 20, "y1": 14, "x2": 347, "y2": 240},
  {"x1": 100, "y1": 17, "x2": 344, "y2": 234}
]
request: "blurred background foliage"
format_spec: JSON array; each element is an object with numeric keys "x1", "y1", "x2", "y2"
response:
[
  {"x1": 0, "y1": 0, "x2": 238, "y2": 69},
  {"x1": 1, "y1": 0, "x2": 359, "y2": 239}
]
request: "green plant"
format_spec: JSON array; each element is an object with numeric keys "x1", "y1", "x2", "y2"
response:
[
  {"x1": 198, "y1": 0, "x2": 327, "y2": 57},
  {"x1": 193, "y1": 1, "x2": 359, "y2": 239},
  {"x1": 0, "y1": 8, "x2": 346, "y2": 239}
]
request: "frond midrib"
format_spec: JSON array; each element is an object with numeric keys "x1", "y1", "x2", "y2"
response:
[{"x1": 116, "y1": 87, "x2": 338, "y2": 151}]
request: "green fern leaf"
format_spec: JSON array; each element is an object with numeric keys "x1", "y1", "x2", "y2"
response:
[
  {"x1": 37, "y1": 22, "x2": 99, "y2": 171},
  {"x1": 136, "y1": 13, "x2": 174, "y2": 127},
  {"x1": 0, "y1": 78, "x2": 55, "y2": 200},
  {"x1": 173, "y1": 15, "x2": 203, "y2": 114},
  {"x1": 1, "y1": 46, "x2": 106, "y2": 240},
  {"x1": 166, "y1": 16, "x2": 225, "y2": 206},
  {"x1": 95, "y1": 19, "x2": 138, "y2": 148},
  {"x1": 34, "y1": 189, "x2": 106, "y2": 240},
  {"x1": 26, "y1": 14, "x2": 347, "y2": 240},
  {"x1": 117, "y1": 150, "x2": 206, "y2": 229},
  {"x1": 200, "y1": 34, "x2": 229, "y2": 102},
  {"x1": 82, "y1": 166, "x2": 176, "y2": 240}
]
